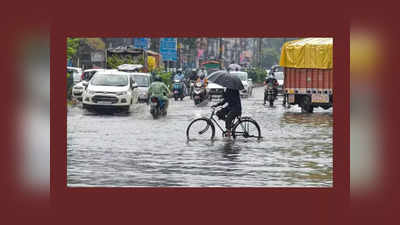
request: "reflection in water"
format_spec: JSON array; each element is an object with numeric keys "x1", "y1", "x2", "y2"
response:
[
  {"x1": 220, "y1": 140, "x2": 241, "y2": 161},
  {"x1": 280, "y1": 112, "x2": 333, "y2": 127},
  {"x1": 67, "y1": 87, "x2": 332, "y2": 187}
]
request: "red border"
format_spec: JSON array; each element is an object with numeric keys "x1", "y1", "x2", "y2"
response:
[{"x1": 51, "y1": 15, "x2": 349, "y2": 224}]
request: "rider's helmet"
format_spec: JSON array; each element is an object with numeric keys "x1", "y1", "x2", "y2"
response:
[
  {"x1": 177, "y1": 68, "x2": 182, "y2": 74},
  {"x1": 154, "y1": 75, "x2": 162, "y2": 82},
  {"x1": 200, "y1": 74, "x2": 205, "y2": 80}
]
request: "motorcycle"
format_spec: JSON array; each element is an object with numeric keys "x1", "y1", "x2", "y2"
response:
[
  {"x1": 264, "y1": 83, "x2": 277, "y2": 107},
  {"x1": 172, "y1": 79, "x2": 185, "y2": 101},
  {"x1": 150, "y1": 96, "x2": 167, "y2": 119},
  {"x1": 192, "y1": 81, "x2": 207, "y2": 105}
]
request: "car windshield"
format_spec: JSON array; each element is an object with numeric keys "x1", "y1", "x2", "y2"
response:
[
  {"x1": 274, "y1": 73, "x2": 284, "y2": 80},
  {"x1": 91, "y1": 75, "x2": 128, "y2": 86},
  {"x1": 68, "y1": 69, "x2": 79, "y2": 74},
  {"x1": 132, "y1": 75, "x2": 150, "y2": 87},
  {"x1": 230, "y1": 72, "x2": 247, "y2": 81}
]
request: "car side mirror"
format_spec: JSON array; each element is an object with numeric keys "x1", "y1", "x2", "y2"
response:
[
  {"x1": 132, "y1": 83, "x2": 138, "y2": 89},
  {"x1": 82, "y1": 81, "x2": 89, "y2": 87}
]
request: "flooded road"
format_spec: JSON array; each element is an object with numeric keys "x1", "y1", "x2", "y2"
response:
[{"x1": 67, "y1": 87, "x2": 332, "y2": 187}]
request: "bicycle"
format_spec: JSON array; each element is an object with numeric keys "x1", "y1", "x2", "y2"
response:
[{"x1": 186, "y1": 107, "x2": 262, "y2": 141}]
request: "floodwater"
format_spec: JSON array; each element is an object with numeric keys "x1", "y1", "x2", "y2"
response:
[{"x1": 67, "y1": 87, "x2": 332, "y2": 187}]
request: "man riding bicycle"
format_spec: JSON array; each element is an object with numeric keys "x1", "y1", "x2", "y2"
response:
[{"x1": 211, "y1": 88, "x2": 242, "y2": 138}]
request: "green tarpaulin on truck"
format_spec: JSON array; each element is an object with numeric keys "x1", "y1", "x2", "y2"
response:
[{"x1": 279, "y1": 38, "x2": 333, "y2": 69}]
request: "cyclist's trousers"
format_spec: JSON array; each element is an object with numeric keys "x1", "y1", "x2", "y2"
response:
[{"x1": 226, "y1": 111, "x2": 241, "y2": 130}]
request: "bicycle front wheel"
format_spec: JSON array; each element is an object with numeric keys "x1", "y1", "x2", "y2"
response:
[
  {"x1": 232, "y1": 119, "x2": 261, "y2": 140},
  {"x1": 186, "y1": 118, "x2": 215, "y2": 141}
]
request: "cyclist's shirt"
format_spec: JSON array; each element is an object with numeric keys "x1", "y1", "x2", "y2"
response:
[{"x1": 216, "y1": 89, "x2": 242, "y2": 113}]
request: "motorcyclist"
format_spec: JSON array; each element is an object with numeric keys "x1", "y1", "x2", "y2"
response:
[
  {"x1": 196, "y1": 73, "x2": 208, "y2": 88},
  {"x1": 174, "y1": 69, "x2": 185, "y2": 81},
  {"x1": 189, "y1": 68, "x2": 199, "y2": 81},
  {"x1": 173, "y1": 69, "x2": 186, "y2": 95},
  {"x1": 264, "y1": 74, "x2": 279, "y2": 104},
  {"x1": 195, "y1": 73, "x2": 208, "y2": 97},
  {"x1": 189, "y1": 69, "x2": 199, "y2": 98},
  {"x1": 148, "y1": 75, "x2": 170, "y2": 110},
  {"x1": 197, "y1": 67, "x2": 207, "y2": 78},
  {"x1": 211, "y1": 88, "x2": 242, "y2": 138}
]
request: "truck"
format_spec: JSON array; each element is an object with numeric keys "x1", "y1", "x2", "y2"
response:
[{"x1": 280, "y1": 38, "x2": 333, "y2": 113}]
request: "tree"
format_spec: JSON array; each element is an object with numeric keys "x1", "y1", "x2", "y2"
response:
[
  {"x1": 83, "y1": 38, "x2": 105, "y2": 50},
  {"x1": 106, "y1": 55, "x2": 144, "y2": 69},
  {"x1": 67, "y1": 38, "x2": 80, "y2": 60},
  {"x1": 261, "y1": 48, "x2": 280, "y2": 69}
]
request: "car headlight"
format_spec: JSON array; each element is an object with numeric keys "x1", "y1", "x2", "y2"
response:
[{"x1": 116, "y1": 91, "x2": 128, "y2": 95}]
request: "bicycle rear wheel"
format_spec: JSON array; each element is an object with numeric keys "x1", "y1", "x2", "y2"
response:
[
  {"x1": 232, "y1": 119, "x2": 261, "y2": 140},
  {"x1": 186, "y1": 118, "x2": 215, "y2": 141}
]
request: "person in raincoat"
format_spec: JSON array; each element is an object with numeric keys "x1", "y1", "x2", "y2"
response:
[{"x1": 148, "y1": 75, "x2": 170, "y2": 110}]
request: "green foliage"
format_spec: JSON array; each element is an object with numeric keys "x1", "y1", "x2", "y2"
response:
[
  {"x1": 83, "y1": 38, "x2": 105, "y2": 50},
  {"x1": 158, "y1": 71, "x2": 173, "y2": 89},
  {"x1": 247, "y1": 68, "x2": 267, "y2": 83},
  {"x1": 106, "y1": 55, "x2": 144, "y2": 69},
  {"x1": 261, "y1": 48, "x2": 280, "y2": 69},
  {"x1": 67, "y1": 38, "x2": 80, "y2": 60}
]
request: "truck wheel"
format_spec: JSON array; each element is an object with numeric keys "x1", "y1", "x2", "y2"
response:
[{"x1": 301, "y1": 96, "x2": 314, "y2": 113}]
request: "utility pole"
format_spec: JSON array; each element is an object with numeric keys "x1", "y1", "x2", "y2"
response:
[
  {"x1": 219, "y1": 38, "x2": 223, "y2": 69},
  {"x1": 258, "y1": 38, "x2": 262, "y2": 69}
]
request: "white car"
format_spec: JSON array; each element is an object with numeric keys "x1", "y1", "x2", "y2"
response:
[
  {"x1": 128, "y1": 72, "x2": 151, "y2": 103},
  {"x1": 206, "y1": 82, "x2": 225, "y2": 100},
  {"x1": 206, "y1": 71, "x2": 226, "y2": 100},
  {"x1": 82, "y1": 70, "x2": 137, "y2": 112},
  {"x1": 67, "y1": 67, "x2": 82, "y2": 84},
  {"x1": 229, "y1": 71, "x2": 253, "y2": 97},
  {"x1": 72, "y1": 69, "x2": 108, "y2": 100}
]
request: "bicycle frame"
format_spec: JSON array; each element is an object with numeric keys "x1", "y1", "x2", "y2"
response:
[{"x1": 208, "y1": 107, "x2": 241, "y2": 134}]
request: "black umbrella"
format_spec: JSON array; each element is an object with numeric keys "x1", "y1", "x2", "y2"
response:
[{"x1": 207, "y1": 71, "x2": 244, "y2": 90}]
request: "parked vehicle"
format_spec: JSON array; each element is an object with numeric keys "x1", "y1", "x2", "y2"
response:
[
  {"x1": 229, "y1": 71, "x2": 253, "y2": 97},
  {"x1": 72, "y1": 69, "x2": 107, "y2": 101},
  {"x1": 172, "y1": 80, "x2": 185, "y2": 101},
  {"x1": 280, "y1": 38, "x2": 333, "y2": 113},
  {"x1": 67, "y1": 67, "x2": 83, "y2": 84},
  {"x1": 192, "y1": 81, "x2": 208, "y2": 105},
  {"x1": 129, "y1": 72, "x2": 151, "y2": 103},
  {"x1": 149, "y1": 96, "x2": 167, "y2": 119},
  {"x1": 82, "y1": 70, "x2": 137, "y2": 113}
]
